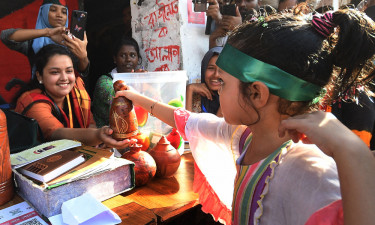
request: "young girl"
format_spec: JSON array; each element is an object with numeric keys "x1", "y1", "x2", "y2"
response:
[
  {"x1": 115, "y1": 9, "x2": 375, "y2": 225},
  {"x1": 1, "y1": 0, "x2": 89, "y2": 77},
  {"x1": 15, "y1": 44, "x2": 135, "y2": 149}
]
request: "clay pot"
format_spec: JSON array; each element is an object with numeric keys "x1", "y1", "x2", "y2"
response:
[
  {"x1": 0, "y1": 109, "x2": 14, "y2": 205},
  {"x1": 109, "y1": 80, "x2": 138, "y2": 141},
  {"x1": 122, "y1": 144, "x2": 156, "y2": 186},
  {"x1": 149, "y1": 136, "x2": 181, "y2": 178}
]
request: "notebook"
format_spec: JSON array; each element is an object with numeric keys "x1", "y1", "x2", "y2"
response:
[{"x1": 18, "y1": 150, "x2": 85, "y2": 183}]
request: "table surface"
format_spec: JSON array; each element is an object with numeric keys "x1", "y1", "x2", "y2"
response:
[
  {"x1": 1, "y1": 152, "x2": 199, "y2": 225},
  {"x1": 104, "y1": 151, "x2": 199, "y2": 224}
]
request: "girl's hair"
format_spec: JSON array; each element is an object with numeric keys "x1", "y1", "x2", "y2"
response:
[
  {"x1": 112, "y1": 36, "x2": 142, "y2": 62},
  {"x1": 228, "y1": 9, "x2": 375, "y2": 115}
]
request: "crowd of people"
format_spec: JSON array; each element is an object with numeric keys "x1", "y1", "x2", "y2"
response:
[{"x1": 1, "y1": 0, "x2": 375, "y2": 224}]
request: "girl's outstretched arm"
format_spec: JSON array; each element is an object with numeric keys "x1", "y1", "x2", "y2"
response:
[
  {"x1": 115, "y1": 89, "x2": 177, "y2": 129},
  {"x1": 279, "y1": 111, "x2": 375, "y2": 225}
]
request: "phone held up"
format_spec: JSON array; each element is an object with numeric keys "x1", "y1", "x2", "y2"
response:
[
  {"x1": 70, "y1": 10, "x2": 87, "y2": 41},
  {"x1": 221, "y1": 3, "x2": 236, "y2": 16}
]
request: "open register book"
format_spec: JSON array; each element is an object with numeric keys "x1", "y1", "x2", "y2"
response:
[{"x1": 10, "y1": 139, "x2": 82, "y2": 169}]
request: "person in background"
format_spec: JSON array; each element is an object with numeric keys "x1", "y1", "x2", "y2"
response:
[
  {"x1": 186, "y1": 47, "x2": 223, "y2": 116},
  {"x1": 0, "y1": 0, "x2": 89, "y2": 78},
  {"x1": 92, "y1": 37, "x2": 142, "y2": 128},
  {"x1": 15, "y1": 44, "x2": 135, "y2": 149},
  {"x1": 114, "y1": 8, "x2": 375, "y2": 225},
  {"x1": 86, "y1": 3, "x2": 133, "y2": 96},
  {"x1": 207, "y1": 0, "x2": 259, "y2": 48},
  {"x1": 235, "y1": 0, "x2": 260, "y2": 18}
]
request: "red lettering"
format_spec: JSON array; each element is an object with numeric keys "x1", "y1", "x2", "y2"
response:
[
  {"x1": 145, "y1": 45, "x2": 180, "y2": 64},
  {"x1": 155, "y1": 27, "x2": 168, "y2": 37},
  {"x1": 143, "y1": 0, "x2": 179, "y2": 29},
  {"x1": 155, "y1": 64, "x2": 170, "y2": 71}
]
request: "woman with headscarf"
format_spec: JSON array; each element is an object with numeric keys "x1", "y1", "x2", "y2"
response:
[
  {"x1": 0, "y1": 0, "x2": 89, "y2": 78},
  {"x1": 186, "y1": 46, "x2": 223, "y2": 117}
]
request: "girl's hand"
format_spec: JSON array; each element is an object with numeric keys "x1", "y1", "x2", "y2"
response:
[
  {"x1": 47, "y1": 27, "x2": 66, "y2": 44},
  {"x1": 187, "y1": 83, "x2": 213, "y2": 100},
  {"x1": 98, "y1": 126, "x2": 137, "y2": 149},
  {"x1": 61, "y1": 31, "x2": 88, "y2": 61},
  {"x1": 114, "y1": 87, "x2": 142, "y2": 105},
  {"x1": 278, "y1": 111, "x2": 367, "y2": 157}
]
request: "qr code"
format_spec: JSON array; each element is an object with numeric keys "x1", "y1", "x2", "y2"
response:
[{"x1": 18, "y1": 218, "x2": 45, "y2": 225}]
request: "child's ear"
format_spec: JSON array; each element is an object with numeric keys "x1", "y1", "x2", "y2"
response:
[{"x1": 249, "y1": 81, "x2": 269, "y2": 108}]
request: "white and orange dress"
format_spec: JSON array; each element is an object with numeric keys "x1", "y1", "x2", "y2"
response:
[{"x1": 174, "y1": 108, "x2": 343, "y2": 225}]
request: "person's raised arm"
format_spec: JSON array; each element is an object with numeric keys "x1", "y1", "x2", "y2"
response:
[
  {"x1": 115, "y1": 89, "x2": 177, "y2": 128},
  {"x1": 8, "y1": 27, "x2": 65, "y2": 43},
  {"x1": 278, "y1": 111, "x2": 375, "y2": 225}
]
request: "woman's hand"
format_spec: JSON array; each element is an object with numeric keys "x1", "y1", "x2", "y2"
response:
[
  {"x1": 97, "y1": 126, "x2": 137, "y2": 149},
  {"x1": 62, "y1": 31, "x2": 88, "y2": 61},
  {"x1": 278, "y1": 111, "x2": 368, "y2": 157},
  {"x1": 62, "y1": 31, "x2": 89, "y2": 72},
  {"x1": 47, "y1": 27, "x2": 66, "y2": 44},
  {"x1": 187, "y1": 83, "x2": 213, "y2": 100}
]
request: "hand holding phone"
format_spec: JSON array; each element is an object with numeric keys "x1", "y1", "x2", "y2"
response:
[
  {"x1": 70, "y1": 10, "x2": 87, "y2": 40},
  {"x1": 221, "y1": 4, "x2": 236, "y2": 16}
]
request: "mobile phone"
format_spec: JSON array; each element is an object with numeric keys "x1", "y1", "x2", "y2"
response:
[
  {"x1": 70, "y1": 10, "x2": 87, "y2": 40},
  {"x1": 221, "y1": 4, "x2": 236, "y2": 16}
]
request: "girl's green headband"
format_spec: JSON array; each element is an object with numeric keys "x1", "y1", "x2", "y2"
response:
[{"x1": 216, "y1": 44, "x2": 322, "y2": 101}]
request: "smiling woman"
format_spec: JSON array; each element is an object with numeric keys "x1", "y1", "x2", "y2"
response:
[
  {"x1": 186, "y1": 46, "x2": 223, "y2": 117},
  {"x1": 14, "y1": 44, "x2": 136, "y2": 149},
  {"x1": 36, "y1": 53, "x2": 75, "y2": 107},
  {"x1": 92, "y1": 36, "x2": 144, "y2": 128}
]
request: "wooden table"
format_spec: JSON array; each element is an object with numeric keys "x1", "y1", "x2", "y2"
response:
[
  {"x1": 103, "y1": 151, "x2": 199, "y2": 224},
  {"x1": 0, "y1": 152, "x2": 200, "y2": 225}
]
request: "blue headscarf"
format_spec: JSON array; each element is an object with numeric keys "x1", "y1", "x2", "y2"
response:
[{"x1": 32, "y1": 4, "x2": 69, "y2": 54}]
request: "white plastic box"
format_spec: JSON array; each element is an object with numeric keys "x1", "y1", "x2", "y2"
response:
[{"x1": 113, "y1": 71, "x2": 188, "y2": 144}]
